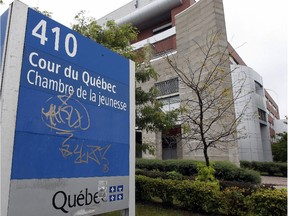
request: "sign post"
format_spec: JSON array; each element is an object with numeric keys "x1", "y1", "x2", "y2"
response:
[{"x1": 0, "y1": 1, "x2": 135, "y2": 215}]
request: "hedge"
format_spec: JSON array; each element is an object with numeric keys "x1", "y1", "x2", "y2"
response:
[
  {"x1": 136, "y1": 159, "x2": 261, "y2": 184},
  {"x1": 135, "y1": 169, "x2": 185, "y2": 180},
  {"x1": 246, "y1": 188, "x2": 287, "y2": 216},
  {"x1": 136, "y1": 175, "x2": 287, "y2": 216},
  {"x1": 240, "y1": 161, "x2": 287, "y2": 177},
  {"x1": 136, "y1": 159, "x2": 198, "y2": 176}
]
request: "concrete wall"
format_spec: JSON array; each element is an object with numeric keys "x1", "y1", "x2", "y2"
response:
[
  {"x1": 174, "y1": 0, "x2": 239, "y2": 164},
  {"x1": 98, "y1": 0, "x2": 241, "y2": 164},
  {"x1": 140, "y1": 0, "x2": 240, "y2": 164},
  {"x1": 231, "y1": 65, "x2": 273, "y2": 162}
]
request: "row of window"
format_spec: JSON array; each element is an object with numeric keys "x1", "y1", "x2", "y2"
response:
[
  {"x1": 155, "y1": 77, "x2": 179, "y2": 97},
  {"x1": 258, "y1": 108, "x2": 267, "y2": 122}
]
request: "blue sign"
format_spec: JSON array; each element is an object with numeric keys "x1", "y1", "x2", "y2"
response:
[
  {"x1": 0, "y1": 9, "x2": 9, "y2": 69},
  {"x1": 11, "y1": 9, "x2": 131, "y2": 179}
]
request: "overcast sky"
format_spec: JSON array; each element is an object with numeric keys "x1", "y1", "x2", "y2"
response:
[{"x1": 1, "y1": 0, "x2": 287, "y2": 118}]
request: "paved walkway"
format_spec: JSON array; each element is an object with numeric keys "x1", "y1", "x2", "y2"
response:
[{"x1": 261, "y1": 176, "x2": 287, "y2": 189}]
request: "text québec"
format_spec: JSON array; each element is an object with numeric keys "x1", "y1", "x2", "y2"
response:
[{"x1": 25, "y1": 51, "x2": 127, "y2": 111}]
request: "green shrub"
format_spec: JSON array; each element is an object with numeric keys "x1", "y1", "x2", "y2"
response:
[
  {"x1": 195, "y1": 162, "x2": 218, "y2": 183},
  {"x1": 135, "y1": 175, "x2": 176, "y2": 206},
  {"x1": 240, "y1": 161, "x2": 287, "y2": 177},
  {"x1": 169, "y1": 159, "x2": 198, "y2": 176},
  {"x1": 136, "y1": 159, "x2": 198, "y2": 175},
  {"x1": 136, "y1": 175, "x2": 287, "y2": 215},
  {"x1": 136, "y1": 175, "x2": 220, "y2": 213},
  {"x1": 246, "y1": 188, "x2": 287, "y2": 216},
  {"x1": 135, "y1": 169, "x2": 168, "y2": 179},
  {"x1": 135, "y1": 175, "x2": 152, "y2": 202},
  {"x1": 262, "y1": 162, "x2": 280, "y2": 176},
  {"x1": 214, "y1": 161, "x2": 238, "y2": 180},
  {"x1": 218, "y1": 187, "x2": 248, "y2": 216},
  {"x1": 166, "y1": 171, "x2": 183, "y2": 180},
  {"x1": 278, "y1": 163, "x2": 287, "y2": 176},
  {"x1": 174, "y1": 180, "x2": 220, "y2": 214},
  {"x1": 151, "y1": 178, "x2": 175, "y2": 206},
  {"x1": 240, "y1": 160, "x2": 253, "y2": 169},
  {"x1": 272, "y1": 132, "x2": 287, "y2": 162},
  {"x1": 136, "y1": 159, "x2": 165, "y2": 171},
  {"x1": 135, "y1": 169, "x2": 184, "y2": 180},
  {"x1": 214, "y1": 161, "x2": 261, "y2": 184},
  {"x1": 237, "y1": 168, "x2": 261, "y2": 184},
  {"x1": 136, "y1": 159, "x2": 261, "y2": 183},
  {"x1": 220, "y1": 181, "x2": 258, "y2": 196}
]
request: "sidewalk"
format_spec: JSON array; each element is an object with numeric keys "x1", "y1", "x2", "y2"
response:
[{"x1": 261, "y1": 176, "x2": 287, "y2": 189}]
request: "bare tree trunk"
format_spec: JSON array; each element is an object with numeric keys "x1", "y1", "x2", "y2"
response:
[{"x1": 204, "y1": 147, "x2": 210, "y2": 167}]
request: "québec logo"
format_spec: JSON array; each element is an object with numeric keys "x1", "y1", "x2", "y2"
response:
[
  {"x1": 109, "y1": 185, "x2": 124, "y2": 202},
  {"x1": 52, "y1": 185, "x2": 124, "y2": 214}
]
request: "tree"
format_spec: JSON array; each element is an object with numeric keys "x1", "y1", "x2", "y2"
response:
[
  {"x1": 72, "y1": 11, "x2": 178, "y2": 153},
  {"x1": 272, "y1": 132, "x2": 287, "y2": 162},
  {"x1": 166, "y1": 31, "x2": 249, "y2": 166},
  {"x1": 33, "y1": 7, "x2": 52, "y2": 17}
]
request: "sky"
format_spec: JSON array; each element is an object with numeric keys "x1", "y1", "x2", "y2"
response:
[{"x1": 0, "y1": 0, "x2": 287, "y2": 118}]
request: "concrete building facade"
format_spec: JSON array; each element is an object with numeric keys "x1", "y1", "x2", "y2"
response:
[
  {"x1": 98, "y1": 0, "x2": 274, "y2": 163},
  {"x1": 264, "y1": 90, "x2": 287, "y2": 141},
  {"x1": 231, "y1": 65, "x2": 273, "y2": 161}
]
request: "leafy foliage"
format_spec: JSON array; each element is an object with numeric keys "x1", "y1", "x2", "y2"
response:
[
  {"x1": 73, "y1": 11, "x2": 138, "y2": 59},
  {"x1": 33, "y1": 7, "x2": 53, "y2": 17},
  {"x1": 272, "y1": 132, "x2": 287, "y2": 162},
  {"x1": 136, "y1": 159, "x2": 261, "y2": 183},
  {"x1": 240, "y1": 160, "x2": 287, "y2": 177},
  {"x1": 71, "y1": 11, "x2": 179, "y2": 154},
  {"x1": 135, "y1": 169, "x2": 184, "y2": 180},
  {"x1": 135, "y1": 175, "x2": 287, "y2": 216},
  {"x1": 195, "y1": 162, "x2": 218, "y2": 183},
  {"x1": 218, "y1": 187, "x2": 248, "y2": 216},
  {"x1": 166, "y1": 31, "x2": 250, "y2": 166},
  {"x1": 246, "y1": 188, "x2": 287, "y2": 216},
  {"x1": 175, "y1": 180, "x2": 220, "y2": 213}
]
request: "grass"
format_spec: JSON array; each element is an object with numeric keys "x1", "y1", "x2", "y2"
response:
[{"x1": 99, "y1": 202, "x2": 205, "y2": 216}]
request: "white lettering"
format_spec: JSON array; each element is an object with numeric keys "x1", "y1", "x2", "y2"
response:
[
  {"x1": 82, "y1": 71, "x2": 116, "y2": 93},
  {"x1": 29, "y1": 52, "x2": 61, "y2": 74},
  {"x1": 26, "y1": 70, "x2": 74, "y2": 95},
  {"x1": 97, "y1": 93, "x2": 127, "y2": 111}
]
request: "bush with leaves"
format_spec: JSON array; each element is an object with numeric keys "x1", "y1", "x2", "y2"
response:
[
  {"x1": 135, "y1": 175, "x2": 287, "y2": 215},
  {"x1": 135, "y1": 169, "x2": 185, "y2": 180},
  {"x1": 136, "y1": 159, "x2": 261, "y2": 183},
  {"x1": 135, "y1": 175, "x2": 176, "y2": 206},
  {"x1": 246, "y1": 188, "x2": 287, "y2": 216},
  {"x1": 214, "y1": 161, "x2": 261, "y2": 183},
  {"x1": 272, "y1": 132, "x2": 287, "y2": 162},
  {"x1": 195, "y1": 162, "x2": 218, "y2": 183},
  {"x1": 72, "y1": 11, "x2": 179, "y2": 155},
  {"x1": 175, "y1": 180, "x2": 221, "y2": 214},
  {"x1": 240, "y1": 160, "x2": 287, "y2": 177},
  {"x1": 218, "y1": 187, "x2": 248, "y2": 216}
]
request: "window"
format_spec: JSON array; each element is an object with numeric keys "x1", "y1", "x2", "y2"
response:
[
  {"x1": 159, "y1": 95, "x2": 180, "y2": 112},
  {"x1": 162, "y1": 126, "x2": 181, "y2": 160},
  {"x1": 254, "y1": 81, "x2": 263, "y2": 96},
  {"x1": 155, "y1": 77, "x2": 179, "y2": 97},
  {"x1": 136, "y1": 131, "x2": 142, "y2": 158},
  {"x1": 258, "y1": 108, "x2": 267, "y2": 122},
  {"x1": 153, "y1": 22, "x2": 172, "y2": 35}
]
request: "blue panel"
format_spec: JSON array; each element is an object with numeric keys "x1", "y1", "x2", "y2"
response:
[
  {"x1": 25, "y1": 9, "x2": 130, "y2": 84},
  {"x1": 0, "y1": 9, "x2": 9, "y2": 69},
  {"x1": 11, "y1": 8, "x2": 131, "y2": 179}
]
